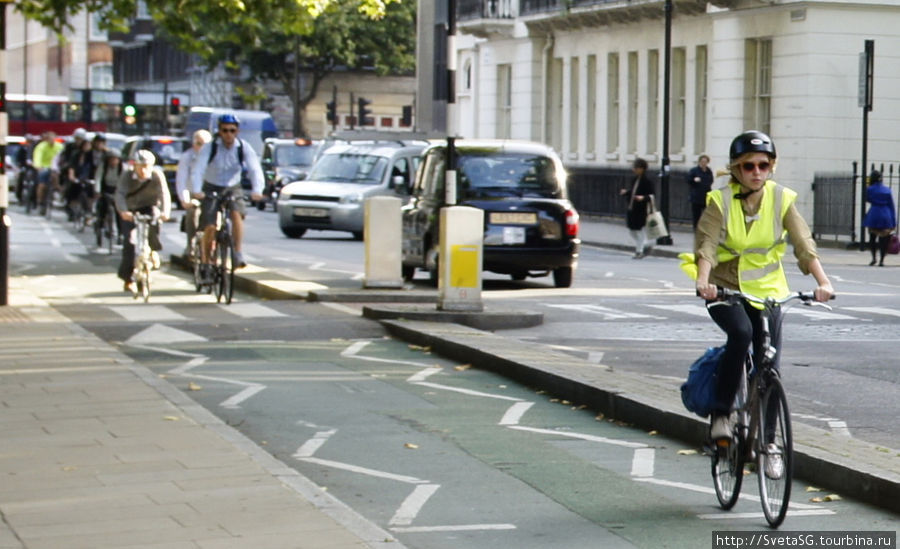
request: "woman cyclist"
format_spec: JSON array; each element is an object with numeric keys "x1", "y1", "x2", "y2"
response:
[
  {"x1": 684, "y1": 130, "x2": 834, "y2": 448},
  {"x1": 94, "y1": 148, "x2": 125, "y2": 244}
]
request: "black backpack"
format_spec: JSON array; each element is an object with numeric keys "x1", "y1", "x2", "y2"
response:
[{"x1": 207, "y1": 138, "x2": 251, "y2": 190}]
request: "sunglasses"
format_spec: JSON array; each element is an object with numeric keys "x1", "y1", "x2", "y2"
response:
[
  {"x1": 219, "y1": 127, "x2": 238, "y2": 134},
  {"x1": 741, "y1": 161, "x2": 771, "y2": 172}
]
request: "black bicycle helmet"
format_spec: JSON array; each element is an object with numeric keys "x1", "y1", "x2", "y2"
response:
[{"x1": 729, "y1": 130, "x2": 776, "y2": 161}]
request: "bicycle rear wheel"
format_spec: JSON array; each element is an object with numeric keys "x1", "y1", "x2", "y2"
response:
[
  {"x1": 712, "y1": 431, "x2": 745, "y2": 509},
  {"x1": 215, "y1": 234, "x2": 235, "y2": 304},
  {"x1": 757, "y1": 376, "x2": 792, "y2": 527},
  {"x1": 191, "y1": 237, "x2": 204, "y2": 292}
]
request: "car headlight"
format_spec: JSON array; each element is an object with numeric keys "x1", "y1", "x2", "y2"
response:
[{"x1": 339, "y1": 193, "x2": 363, "y2": 205}]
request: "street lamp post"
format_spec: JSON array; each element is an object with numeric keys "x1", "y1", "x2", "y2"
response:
[{"x1": 658, "y1": 0, "x2": 674, "y2": 246}]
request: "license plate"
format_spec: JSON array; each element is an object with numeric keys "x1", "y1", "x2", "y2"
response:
[
  {"x1": 490, "y1": 212, "x2": 537, "y2": 225},
  {"x1": 502, "y1": 226, "x2": 526, "y2": 244},
  {"x1": 293, "y1": 207, "x2": 328, "y2": 217}
]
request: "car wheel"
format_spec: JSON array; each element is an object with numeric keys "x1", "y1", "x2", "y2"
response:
[
  {"x1": 280, "y1": 226, "x2": 306, "y2": 239},
  {"x1": 402, "y1": 264, "x2": 416, "y2": 282},
  {"x1": 553, "y1": 266, "x2": 573, "y2": 288},
  {"x1": 351, "y1": 231, "x2": 364, "y2": 241},
  {"x1": 511, "y1": 272, "x2": 527, "y2": 281}
]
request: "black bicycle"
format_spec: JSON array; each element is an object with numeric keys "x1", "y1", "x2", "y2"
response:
[
  {"x1": 70, "y1": 179, "x2": 94, "y2": 233},
  {"x1": 130, "y1": 212, "x2": 157, "y2": 303},
  {"x1": 194, "y1": 190, "x2": 236, "y2": 304},
  {"x1": 710, "y1": 288, "x2": 833, "y2": 527},
  {"x1": 19, "y1": 165, "x2": 39, "y2": 214},
  {"x1": 94, "y1": 192, "x2": 117, "y2": 253}
]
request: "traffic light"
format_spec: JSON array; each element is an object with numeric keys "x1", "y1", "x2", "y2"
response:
[
  {"x1": 401, "y1": 105, "x2": 413, "y2": 127},
  {"x1": 326, "y1": 100, "x2": 337, "y2": 124},
  {"x1": 123, "y1": 89, "x2": 137, "y2": 125},
  {"x1": 357, "y1": 97, "x2": 373, "y2": 126},
  {"x1": 169, "y1": 97, "x2": 181, "y2": 115}
]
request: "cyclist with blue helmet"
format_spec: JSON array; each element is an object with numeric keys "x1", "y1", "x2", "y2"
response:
[{"x1": 190, "y1": 113, "x2": 264, "y2": 271}]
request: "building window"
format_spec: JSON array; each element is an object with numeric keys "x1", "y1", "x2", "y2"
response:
[
  {"x1": 89, "y1": 63, "x2": 114, "y2": 90},
  {"x1": 672, "y1": 47, "x2": 686, "y2": 153},
  {"x1": 647, "y1": 49, "x2": 659, "y2": 154},
  {"x1": 547, "y1": 58, "x2": 563, "y2": 152},
  {"x1": 586, "y1": 54, "x2": 596, "y2": 154},
  {"x1": 745, "y1": 38, "x2": 772, "y2": 135},
  {"x1": 607, "y1": 53, "x2": 619, "y2": 154},
  {"x1": 136, "y1": 0, "x2": 150, "y2": 19},
  {"x1": 694, "y1": 45, "x2": 708, "y2": 154},
  {"x1": 90, "y1": 12, "x2": 108, "y2": 41},
  {"x1": 497, "y1": 63, "x2": 512, "y2": 139},
  {"x1": 627, "y1": 52, "x2": 638, "y2": 154},
  {"x1": 464, "y1": 60, "x2": 472, "y2": 92},
  {"x1": 569, "y1": 57, "x2": 579, "y2": 154}
]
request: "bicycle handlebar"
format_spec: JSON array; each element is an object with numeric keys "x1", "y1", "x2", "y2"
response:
[{"x1": 714, "y1": 287, "x2": 835, "y2": 311}]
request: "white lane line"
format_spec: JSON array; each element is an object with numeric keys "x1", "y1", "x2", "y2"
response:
[
  {"x1": 321, "y1": 302, "x2": 362, "y2": 316},
  {"x1": 299, "y1": 457, "x2": 428, "y2": 485},
  {"x1": 0, "y1": 365, "x2": 122, "y2": 375},
  {"x1": 509, "y1": 426, "x2": 646, "y2": 449},
  {"x1": 630, "y1": 448, "x2": 655, "y2": 477},
  {"x1": 391, "y1": 524, "x2": 517, "y2": 533},
  {"x1": 219, "y1": 384, "x2": 266, "y2": 409},
  {"x1": 698, "y1": 509, "x2": 835, "y2": 520},
  {"x1": 342, "y1": 340, "x2": 434, "y2": 368},
  {"x1": 546, "y1": 303, "x2": 665, "y2": 320},
  {"x1": 218, "y1": 302, "x2": 286, "y2": 318},
  {"x1": 499, "y1": 402, "x2": 535, "y2": 426},
  {"x1": 413, "y1": 381, "x2": 523, "y2": 402},
  {"x1": 109, "y1": 305, "x2": 187, "y2": 322},
  {"x1": 126, "y1": 324, "x2": 207, "y2": 345},
  {"x1": 293, "y1": 429, "x2": 338, "y2": 459},
  {"x1": 633, "y1": 477, "x2": 824, "y2": 510},
  {"x1": 828, "y1": 420, "x2": 852, "y2": 436},
  {"x1": 389, "y1": 484, "x2": 441, "y2": 526},
  {"x1": 843, "y1": 306, "x2": 900, "y2": 317},
  {"x1": 646, "y1": 304, "x2": 710, "y2": 317},
  {"x1": 407, "y1": 367, "x2": 442, "y2": 383}
]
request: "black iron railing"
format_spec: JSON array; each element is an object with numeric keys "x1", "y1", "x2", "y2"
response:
[
  {"x1": 458, "y1": 0, "x2": 516, "y2": 21},
  {"x1": 520, "y1": 0, "x2": 565, "y2": 16}
]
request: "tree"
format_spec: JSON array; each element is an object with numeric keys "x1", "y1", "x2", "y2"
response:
[{"x1": 15, "y1": 0, "x2": 413, "y2": 137}]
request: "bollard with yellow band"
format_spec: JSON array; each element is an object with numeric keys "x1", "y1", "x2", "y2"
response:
[{"x1": 437, "y1": 205, "x2": 483, "y2": 312}]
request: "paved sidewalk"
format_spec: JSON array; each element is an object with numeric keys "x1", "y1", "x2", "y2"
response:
[{"x1": 0, "y1": 286, "x2": 404, "y2": 548}]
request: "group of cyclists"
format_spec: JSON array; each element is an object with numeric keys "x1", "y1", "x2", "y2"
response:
[{"x1": 13, "y1": 113, "x2": 265, "y2": 293}]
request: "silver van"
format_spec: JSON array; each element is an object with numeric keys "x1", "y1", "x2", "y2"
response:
[
  {"x1": 184, "y1": 107, "x2": 278, "y2": 155},
  {"x1": 276, "y1": 141, "x2": 424, "y2": 240}
]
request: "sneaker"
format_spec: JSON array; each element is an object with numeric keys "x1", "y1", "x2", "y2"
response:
[
  {"x1": 632, "y1": 252, "x2": 644, "y2": 259},
  {"x1": 123, "y1": 281, "x2": 137, "y2": 294},
  {"x1": 710, "y1": 414, "x2": 732, "y2": 440},
  {"x1": 764, "y1": 443, "x2": 785, "y2": 480},
  {"x1": 234, "y1": 251, "x2": 247, "y2": 268},
  {"x1": 150, "y1": 251, "x2": 161, "y2": 270}
]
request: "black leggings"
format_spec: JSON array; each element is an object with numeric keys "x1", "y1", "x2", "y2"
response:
[
  {"x1": 869, "y1": 232, "x2": 890, "y2": 263},
  {"x1": 707, "y1": 298, "x2": 782, "y2": 414}
]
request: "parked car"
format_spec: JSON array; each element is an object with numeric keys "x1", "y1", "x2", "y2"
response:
[
  {"x1": 276, "y1": 140, "x2": 425, "y2": 240},
  {"x1": 259, "y1": 137, "x2": 321, "y2": 211},
  {"x1": 401, "y1": 139, "x2": 580, "y2": 288},
  {"x1": 121, "y1": 135, "x2": 189, "y2": 208}
]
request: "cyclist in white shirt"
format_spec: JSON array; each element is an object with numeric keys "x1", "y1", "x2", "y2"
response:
[{"x1": 176, "y1": 129, "x2": 212, "y2": 257}]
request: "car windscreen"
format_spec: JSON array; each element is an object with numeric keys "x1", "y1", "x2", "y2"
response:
[
  {"x1": 275, "y1": 145, "x2": 317, "y2": 167},
  {"x1": 307, "y1": 153, "x2": 388, "y2": 185},
  {"x1": 147, "y1": 140, "x2": 184, "y2": 164},
  {"x1": 458, "y1": 152, "x2": 561, "y2": 198}
]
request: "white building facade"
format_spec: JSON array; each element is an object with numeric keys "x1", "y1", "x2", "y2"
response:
[{"x1": 453, "y1": 0, "x2": 900, "y2": 221}]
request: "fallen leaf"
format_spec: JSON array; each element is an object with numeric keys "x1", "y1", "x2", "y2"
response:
[
  {"x1": 595, "y1": 413, "x2": 605, "y2": 421},
  {"x1": 806, "y1": 486, "x2": 823, "y2": 492},
  {"x1": 404, "y1": 443, "x2": 419, "y2": 450},
  {"x1": 454, "y1": 364, "x2": 471, "y2": 371},
  {"x1": 823, "y1": 494, "x2": 842, "y2": 502},
  {"x1": 499, "y1": 385, "x2": 508, "y2": 389},
  {"x1": 677, "y1": 449, "x2": 698, "y2": 455},
  {"x1": 648, "y1": 430, "x2": 658, "y2": 436},
  {"x1": 62, "y1": 466, "x2": 77, "y2": 472},
  {"x1": 561, "y1": 400, "x2": 571, "y2": 405},
  {"x1": 163, "y1": 416, "x2": 180, "y2": 421},
  {"x1": 261, "y1": 441, "x2": 268, "y2": 445},
  {"x1": 187, "y1": 382, "x2": 202, "y2": 391},
  {"x1": 810, "y1": 497, "x2": 823, "y2": 503}
]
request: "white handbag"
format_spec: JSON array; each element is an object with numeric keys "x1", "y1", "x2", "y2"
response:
[{"x1": 645, "y1": 196, "x2": 669, "y2": 239}]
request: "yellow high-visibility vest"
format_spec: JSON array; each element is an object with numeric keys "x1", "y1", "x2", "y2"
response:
[{"x1": 706, "y1": 180, "x2": 795, "y2": 307}]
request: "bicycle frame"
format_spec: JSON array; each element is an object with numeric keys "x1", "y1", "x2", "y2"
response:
[{"x1": 131, "y1": 213, "x2": 156, "y2": 302}]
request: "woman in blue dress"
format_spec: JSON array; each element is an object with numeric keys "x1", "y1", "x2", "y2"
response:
[{"x1": 863, "y1": 170, "x2": 896, "y2": 266}]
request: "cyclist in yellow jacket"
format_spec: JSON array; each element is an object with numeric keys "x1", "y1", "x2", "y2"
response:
[{"x1": 685, "y1": 131, "x2": 834, "y2": 441}]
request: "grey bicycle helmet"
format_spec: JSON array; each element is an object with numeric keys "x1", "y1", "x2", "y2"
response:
[{"x1": 729, "y1": 130, "x2": 776, "y2": 161}]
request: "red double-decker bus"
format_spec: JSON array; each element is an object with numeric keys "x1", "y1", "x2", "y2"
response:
[{"x1": 6, "y1": 93, "x2": 109, "y2": 136}]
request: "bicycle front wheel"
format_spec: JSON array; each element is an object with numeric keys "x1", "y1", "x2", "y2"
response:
[
  {"x1": 138, "y1": 261, "x2": 151, "y2": 303},
  {"x1": 757, "y1": 376, "x2": 793, "y2": 527},
  {"x1": 215, "y1": 235, "x2": 235, "y2": 304}
]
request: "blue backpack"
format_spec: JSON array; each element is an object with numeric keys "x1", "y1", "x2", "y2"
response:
[{"x1": 680, "y1": 346, "x2": 725, "y2": 418}]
